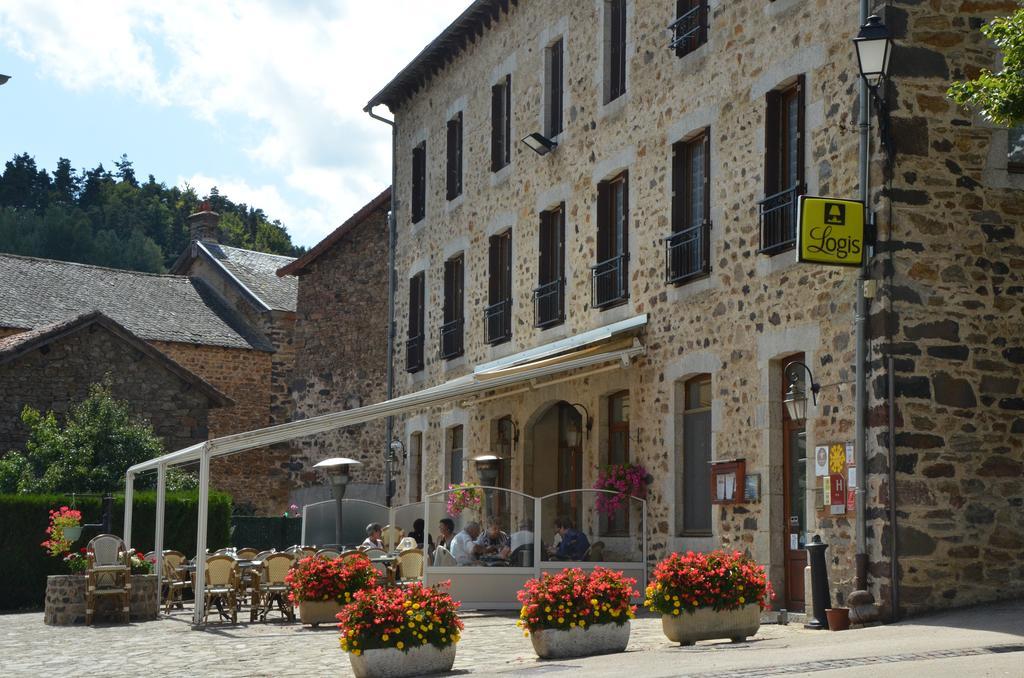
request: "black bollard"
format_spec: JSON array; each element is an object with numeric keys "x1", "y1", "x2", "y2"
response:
[
  {"x1": 101, "y1": 494, "x2": 114, "y2": 534},
  {"x1": 805, "y1": 535, "x2": 831, "y2": 630}
]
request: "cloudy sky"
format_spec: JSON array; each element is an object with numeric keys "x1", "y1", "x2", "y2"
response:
[{"x1": 0, "y1": 0, "x2": 469, "y2": 247}]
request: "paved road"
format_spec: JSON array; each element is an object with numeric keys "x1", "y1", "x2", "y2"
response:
[{"x1": 2, "y1": 599, "x2": 1021, "y2": 677}]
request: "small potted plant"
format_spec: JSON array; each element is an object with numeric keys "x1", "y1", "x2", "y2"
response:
[
  {"x1": 338, "y1": 582, "x2": 463, "y2": 678},
  {"x1": 517, "y1": 567, "x2": 637, "y2": 659},
  {"x1": 645, "y1": 550, "x2": 774, "y2": 645},
  {"x1": 63, "y1": 547, "x2": 89, "y2": 574},
  {"x1": 445, "y1": 482, "x2": 482, "y2": 518},
  {"x1": 287, "y1": 555, "x2": 377, "y2": 627}
]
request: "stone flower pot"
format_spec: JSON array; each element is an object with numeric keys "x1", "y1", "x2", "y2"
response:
[
  {"x1": 299, "y1": 599, "x2": 345, "y2": 627},
  {"x1": 661, "y1": 604, "x2": 760, "y2": 645},
  {"x1": 44, "y1": 573, "x2": 158, "y2": 625},
  {"x1": 349, "y1": 643, "x2": 456, "y2": 678},
  {"x1": 529, "y1": 622, "x2": 630, "y2": 659}
]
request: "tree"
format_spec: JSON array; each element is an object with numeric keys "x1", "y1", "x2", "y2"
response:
[
  {"x1": 948, "y1": 7, "x2": 1024, "y2": 126},
  {"x1": 0, "y1": 381, "x2": 196, "y2": 493}
]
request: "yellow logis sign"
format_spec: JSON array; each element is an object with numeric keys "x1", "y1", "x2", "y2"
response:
[{"x1": 797, "y1": 196, "x2": 865, "y2": 266}]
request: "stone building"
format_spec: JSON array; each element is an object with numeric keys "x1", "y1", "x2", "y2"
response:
[
  {"x1": 0, "y1": 204, "x2": 300, "y2": 513},
  {"x1": 361, "y1": 0, "x2": 1023, "y2": 618},
  {"x1": 277, "y1": 188, "x2": 392, "y2": 504}
]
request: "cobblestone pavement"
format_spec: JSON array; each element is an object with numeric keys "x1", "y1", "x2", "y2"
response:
[{"x1": 2, "y1": 600, "x2": 1022, "y2": 677}]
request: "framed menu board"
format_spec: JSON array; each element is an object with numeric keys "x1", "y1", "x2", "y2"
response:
[{"x1": 710, "y1": 460, "x2": 746, "y2": 504}]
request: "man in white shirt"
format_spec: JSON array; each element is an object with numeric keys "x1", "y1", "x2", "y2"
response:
[{"x1": 449, "y1": 521, "x2": 481, "y2": 566}]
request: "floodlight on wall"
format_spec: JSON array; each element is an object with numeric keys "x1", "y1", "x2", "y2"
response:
[
  {"x1": 782, "y1": 363, "x2": 821, "y2": 425},
  {"x1": 521, "y1": 132, "x2": 557, "y2": 156}
]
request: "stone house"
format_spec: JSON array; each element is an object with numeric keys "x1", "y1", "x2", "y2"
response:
[
  {"x1": 276, "y1": 188, "x2": 392, "y2": 505},
  {"x1": 361, "y1": 0, "x2": 1023, "y2": 618},
  {"x1": 0, "y1": 205, "x2": 300, "y2": 513}
]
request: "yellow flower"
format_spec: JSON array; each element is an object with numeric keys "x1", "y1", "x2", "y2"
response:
[
  {"x1": 396, "y1": 641, "x2": 404, "y2": 650},
  {"x1": 545, "y1": 606, "x2": 551, "y2": 612},
  {"x1": 352, "y1": 650, "x2": 361, "y2": 656},
  {"x1": 557, "y1": 617, "x2": 564, "y2": 624},
  {"x1": 382, "y1": 634, "x2": 389, "y2": 642},
  {"x1": 739, "y1": 596, "x2": 745, "y2": 604},
  {"x1": 547, "y1": 615, "x2": 552, "y2": 621},
  {"x1": 523, "y1": 631, "x2": 529, "y2": 637},
  {"x1": 672, "y1": 609, "x2": 680, "y2": 616},
  {"x1": 673, "y1": 600, "x2": 680, "y2": 608},
  {"x1": 412, "y1": 603, "x2": 421, "y2": 610},
  {"x1": 590, "y1": 599, "x2": 598, "y2": 606}
]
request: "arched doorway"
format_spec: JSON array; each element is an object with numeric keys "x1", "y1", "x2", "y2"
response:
[{"x1": 526, "y1": 401, "x2": 584, "y2": 527}]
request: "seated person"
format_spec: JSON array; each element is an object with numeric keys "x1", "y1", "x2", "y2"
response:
[
  {"x1": 510, "y1": 518, "x2": 534, "y2": 552},
  {"x1": 475, "y1": 517, "x2": 511, "y2": 561},
  {"x1": 546, "y1": 516, "x2": 590, "y2": 561},
  {"x1": 361, "y1": 522, "x2": 385, "y2": 550},
  {"x1": 449, "y1": 521, "x2": 481, "y2": 566},
  {"x1": 436, "y1": 518, "x2": 455, "y2": 550},
  {"x1": 408, "y1": 518, "x2": 432, "y2": 549}
]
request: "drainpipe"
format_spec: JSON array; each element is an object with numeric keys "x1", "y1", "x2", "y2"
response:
[
  {"x1": 366, "y1": 104, "x2": 397, "y2": 508},
  {"x1": 854, "y1": 0, "x2": 870, "y2": 592},
  {"x1": 888, "y1": 355, "x2": 899, "y2": 619}
]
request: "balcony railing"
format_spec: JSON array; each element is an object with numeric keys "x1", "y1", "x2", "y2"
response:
[
  {"x1": 405, "y1": 334, "x2": 424, "y2": 373},
  {"x1": 591, "y1": 252, "x2": 629, "y2": 309},
  {"x1": 439, "y1": 318, "x2": 464, "y2": 360},
  {"x1": 532, "y1": 278, "x2": 565, "y2": 329},
  {"x1": 757, "y1": 185, "x2": 800, "y2": 255},
  {"x1": 484, "y1": 298, "x2": 512, "y2": 345},
  {"x1": 668, "y1": 3, "x2": 706, "y2": 55},
  {"x1": 665, "y1": 221, "x2": 710, "y2": 284}
]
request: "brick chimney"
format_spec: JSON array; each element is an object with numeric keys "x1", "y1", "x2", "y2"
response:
[{"x1": 187, "y1": 200, "x2": 221, "y2": 243}]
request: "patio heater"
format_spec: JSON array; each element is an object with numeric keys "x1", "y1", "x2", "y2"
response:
[
  {"x1": 473, "y1": 454, "x2": 502, "y2": 519},
  {"x1": 313, "y1": 457, "x2": 361, "y2": 549}
]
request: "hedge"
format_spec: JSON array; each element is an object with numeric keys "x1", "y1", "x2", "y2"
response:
[
  {"x1": 230, "y1": 516, "x2": 301, "y2": 551},
  {"x1": 0, "y1": 491, "x2": 231, "y2": 610}
]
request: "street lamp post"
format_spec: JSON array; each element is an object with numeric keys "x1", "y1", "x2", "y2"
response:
[{"x1": 313, "y1": 457, "x2": 361, "y2": 549}]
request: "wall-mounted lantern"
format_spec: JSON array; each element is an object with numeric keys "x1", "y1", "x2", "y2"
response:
[{"x1": 782, "y1": 362, "x2": 821, "y2": 425}]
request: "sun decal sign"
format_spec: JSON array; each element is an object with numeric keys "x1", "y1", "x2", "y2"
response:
[{"x1": 796, "y1": 196, "x2": 866, "y2": 266}]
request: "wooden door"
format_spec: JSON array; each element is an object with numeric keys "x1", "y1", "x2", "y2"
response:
[{"x1": 783, "y1": 396, "x2": 808, "y2": 612}]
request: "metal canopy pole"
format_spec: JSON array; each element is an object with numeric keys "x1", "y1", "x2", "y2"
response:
[
  {"x1": 192, "y1": 448, "x2": 211, "y2": 626},
  {"x1": 155, "y1": 464, "x2": 166, "y2": 613},
  {"x1": 123, "y1": 471, "x2": 134, "y2": 546}
]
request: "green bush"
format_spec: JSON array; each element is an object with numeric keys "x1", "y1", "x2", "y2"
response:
[{"x1": 0, "y1": 491, "x2": 231, "y2": 610}]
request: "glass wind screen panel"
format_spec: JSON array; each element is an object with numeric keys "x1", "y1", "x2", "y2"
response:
[
  {"x1": 539, "y1": 491, "x2": 643, "y2": 563},
  {"x1": 302, "y1": 499, "x2": 389, "y2": 549},
  {"x1": 425, "y1": 488, "x2": 535, "y2": 568}
]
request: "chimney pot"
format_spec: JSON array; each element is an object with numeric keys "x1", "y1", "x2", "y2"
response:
[{"x1": 187, "y1": 202, "x2": 221, "y2": 243}]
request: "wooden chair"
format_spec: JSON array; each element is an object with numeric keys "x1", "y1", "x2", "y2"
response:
[
  {"x1": 314, "y1": 548, "x2": 341, "y2": 560},
  {"x1": 236, "y1": 547, "x2": 259, "y2": 560},
  {"x1": 251, "y1": 553, "x2": 295, "y2": 622},
  {"x1": 380, "y1": 525, "x2": 403, "y2": 551},
  {"x1": 85, "y1": 534, "x2": 131, "y2": 625},
  {"x1": 340, "y1": 550, "x2": 370, "y2": 563},
  {"x1": 195, "y1": 554, "x2": 238, "y2": 624},
  {"x1": 161, "y1": 557, "x2": 187, "y2": 614},
  {"x1": 396, "y1": 548, "x2": 424, "y2": 583}
]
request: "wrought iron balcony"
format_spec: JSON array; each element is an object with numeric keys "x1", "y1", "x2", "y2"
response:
[
  {"x1": 665, "y1": 221, "x2": 711, "y2": 284},
  {"x1": 484, "y1": 298, "x2": 512, "y2": 345},
  {"x1": 405, "y1": 334, "x2": 424, "y2": 373},
  {"x1": 532, "y1": 278, "x2": 565, "y2": 329},
  {"x1": 591, "y1": 253, "x2": 629, "y2": 309},
  {"x1": 439, "y1": 318, "x2": 464, "y2": 360},
  {"x1": 668, "y1": 3, "x2": 706, "y2": 55},
  {"x1": 757, "y1": 185, "x2": 801, "y2": 255}
]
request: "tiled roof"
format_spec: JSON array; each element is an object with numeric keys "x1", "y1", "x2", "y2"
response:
[
  {"x1": 0, "y1": 254, "x2": 274, "y2": 351},
  {"x1": 196, "y1": 243, "x2": 298, "y2": 312},
  {"x1": 0, "y1": 311, "x2": 234, "y2": 406},
  {"x1": 277, "y1": 187, "x2": 390, "y2": 277}
]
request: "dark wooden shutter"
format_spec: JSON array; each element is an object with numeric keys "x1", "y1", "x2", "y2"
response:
[
  {"x1": 412, "y1": 143, "x2": 425, "y2": 223},
  {"x1": 488, "y1": 234, "x2": 500, "y2": 305},
  {"x1": 548, "y1": 40, "x2": 563, "y2": 137},
  {"x1": 491, "y1": 84, "x2": 503, "y2": 171},
  {"x1": 597, "y1": 181, "x2": 610, "y2": 261},
  {"x1": 443, "y1": 259, "x2": 454, "y2": 323},
  {"x1": 557, "y1": 203, "x2": 565, "y2": 281},
  {"x1": 620, "y1": 170, "x2": 629, "y2": 258},
  {"x1": 764, "y1": 89, "x2": 781, "y2": 196},
  {"x1": 539, "y1": 211, "x2": 551, "y2": 285},
  {"x1": 702, "y1": 131, "x2": 711, "y2": 224},
  {"x1": 503, "y1": 74, "x2": 512, "y2": 167},
  {"x1": 446, "y1": 115, "x2": 461, "y2": 200},
  {"x1": 502, "y1": 230, "x2": 512, "y2": 302},
  {"x1": 671, "y1": 141, "x2": 685, "y2": 233},
  {"x1": 795, "y1": 74, "x2": 806, "y2": 194}
]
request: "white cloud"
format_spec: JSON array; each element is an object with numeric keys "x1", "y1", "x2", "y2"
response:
[{"x1": 0, "y1": 0, "x2": 469, "y2": 246}]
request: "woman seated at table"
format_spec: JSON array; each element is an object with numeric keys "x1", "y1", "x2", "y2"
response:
[
  {"x1": 361, "y1": 522, "x2": 385, "y2": 550},
  {"x1": 475, "y1": 517, "x2": 511, "y2": 562},
  {"x1": 408, "y1": 518, "x2": 433, "y2": 550}
]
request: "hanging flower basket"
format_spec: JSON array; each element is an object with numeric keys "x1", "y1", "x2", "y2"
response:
[
  {"x1": 644, "y1": 550, "x2": 774, "y2": 645},
  {"x1": 593, "y1": 463, "x2": 650, "y2": 516},
  {"x1": 41, "y1": 506, "x2": 83, "y2": 558},
  {"x1": 445, "y1": 483, "x2": 482, "y2": 518}
]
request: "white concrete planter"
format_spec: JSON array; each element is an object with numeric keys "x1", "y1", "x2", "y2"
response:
[
  {"x1": 348, "y1": 643, "x2": 456, "y2": 678},
  {"x1": 298, "y1": 600, "x2": 344, "y2": 627},
  {"x1": 529, "y1": 621, "x2": 630, "y2": 659},
  {"x1": 661, "y1": 604, "x2": 761, "y2": 645}
]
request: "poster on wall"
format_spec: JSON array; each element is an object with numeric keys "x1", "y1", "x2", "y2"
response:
[
  {"x1": 815, "y1": 445, "x2": 829, "y2": 477},
  {"x1": 845, "y1": 442, "x2": 855, "y2": 466},
  {"x1": 830, "y1": 473, "x2": 847, "y2": 515}
]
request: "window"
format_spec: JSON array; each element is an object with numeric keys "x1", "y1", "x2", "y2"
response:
[
  {"x1": 485, "y1": 229, "x2": 513, "y2": 344},
  {"x1": 606, "y1": 391, "x2": 630, "y2": 535},
  {"x1": 679, "y1": 375, "x2": 712, "y2": 535},
  {"x1": 441, "y1": 254, "x2": 465, "y2": 360},
  {"x1": 670, "y1": 0, "x2": 707, "y2": 57},
  {"x1": 446, "y1": 112, "x2": 463, "y2": 199},
  {"x1": 406, "y1": 271, "x2": 425, "y2": 372},
  {"x1": 447, "y1": 425, "x2": 464, "y2": 485},
  {"x1": 1009, "y1": 126, "x2": 1024, "y2": 174},
  {"x1": 534, "y1": 204, "x2": 565, "y2": 328},
  {"x1": 409, "y1": 432, "x2": 423, "y2": 503},
  {"x1": 411, "y1": 141, "x2": 426, "y2": 224},
  {"x1": 667, "y1": 130, "x2": 711, "y2": 283},
  {"x1": 491, "y1": 75, "x2": 512, "y2": 172},
  {"x1": 545, "y1": 38, "x2": 564, "y2": 138},
  {"x1": 759, "y1": 76, "x2": 805, "y2": 254},
  {"x1": 592, "y1": 172, "x2": 629, "y2": 308},
  {"x1": 603, "y1": 0, "x2": 627, "y2": 103}
]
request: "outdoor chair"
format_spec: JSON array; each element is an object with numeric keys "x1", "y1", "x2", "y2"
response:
[
  {"x1": 586, "y1": 541, "x2": 606, "y2": 562},
  {"x1": 161, "y1": 557, "x2": 187, "y2": 614},
  {"x1": 162, "y1": 550, "x2": 189, "y2": 601},
  {"x1": 213, "y1": 547, "x2": 236, "y2": 556},
  {"x1": 85, "y1": 534, "x2": 132, "y2": 625},
  {"x1": 251, "y1": 553, "x2": 295, "y2": 623},
  {"x1": 396, "y1": 537, "x2": 418, "y2": 552},
  {"x1": 396, "y1": 548, "x2": 424, "y2": 583},
  {"x1": 314, "y1": 548, "x2": 341, "y2": 560},
  {"x1": 235, "y1": 547, "x2": 259, "y2": 560},
  {"x1": 380, "y1": 524, "x2": 403, "y2": 551},
  {"x1": 340, "y1": 550, "x2": 370, "y2": 563},
  {"x1": 195, "y1": 554, "x2": 238, "y2": 624},
  {"x1": 363, "y1": 548, "x2": 385, "y2": 559},
  {"x1": 144, "y1": 550, "x2": 156, "y2": 562},
  {"x1": 432, "y1": 546, "x2": 457, "y2": 567},
  {"x1": 510, "y1": 544, "x2": 533, "y2": 567}
]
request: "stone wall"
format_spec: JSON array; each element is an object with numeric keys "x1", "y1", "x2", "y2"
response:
[
  {"x1": 0, "y1": 326, "x2": 213, "y2": 453},
  {"x1": 379, "y1": 0, "x2": 1022, "y2": 619},
  {"x1": 288, "y1": 203, "x2": 390, "y2": 500},
  {"x1": 43, "y1": 574, "x2": 158, "y2": 625}
]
